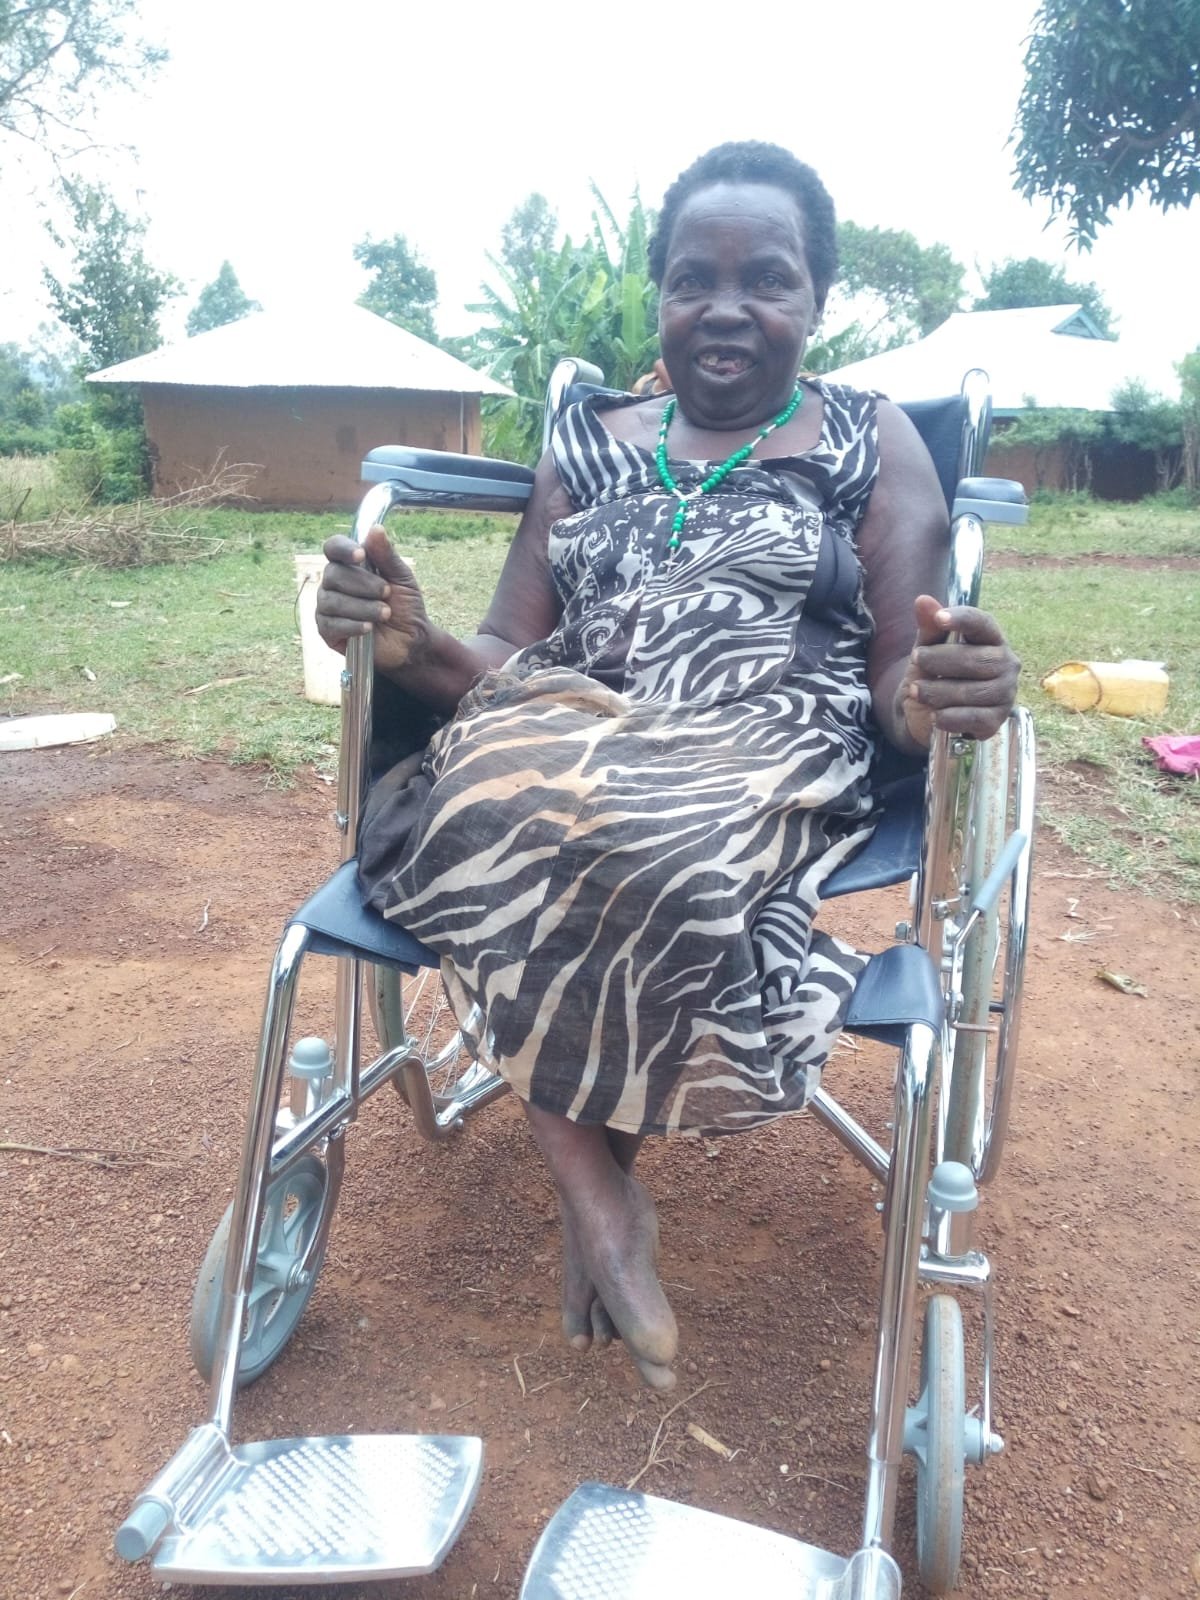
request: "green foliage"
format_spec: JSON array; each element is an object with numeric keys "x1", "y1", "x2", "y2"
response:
[
  {"x1": 42, "y1": 183, "x2": 177, "y2": 500},
  {"x1": 468, "y1": 186, "x2": 659, "y2": 460},
  {"x1": 0, "y1": 336, "x2": 81, "y2": 455},
  {"x1": 54, "y1": 391, "x2": 149, "y2": 504},
  {"x1": 0, "y1": 424, "x2": 54, "y2": 456},
  {"x1": 500, "y1": 193, "x2": 558, "y2": 283},
  {"x1": 1145, "y1": 484, "x2": 1200, "y2": 511},
  {"x1": 353, "y1": 234, "x2": 438, "y2": 341},
  {"x1": 806, "y1": 222, "x2": 965, "y2": 373},
  {"x1": 1014, "y1": 0, "x2": 1200, "y2": 246},
  {"x1": 974, "y1": 257, "x2": 1115, "y2": 336},
  {"x1": 1108, "y1": 379, "x2": 1183, "y2": 491},
  {"x1": 0, "y1": 0, "x2": 165, "y2": 151},
  {"x1": 43, "y1": 182, "x2": 178, "y2": 370},
  {"x1": 186, "y1": 261, "x2": 261, "y2": 336}
]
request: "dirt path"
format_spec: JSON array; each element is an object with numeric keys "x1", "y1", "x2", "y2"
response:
[{"x1": 2, "y1": 747, "x2": 1197, "y2": 1600}]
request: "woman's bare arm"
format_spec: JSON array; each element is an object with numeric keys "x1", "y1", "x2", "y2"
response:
[
  {"x1": 316, "y1": 451, "x2": 571, "y2": 716},
  {"x1": 859, "y1": 400, "x2": 1019, "y2": 754}
]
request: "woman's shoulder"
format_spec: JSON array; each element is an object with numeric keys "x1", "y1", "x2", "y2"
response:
[
  {"x1": 806, "y1": 375, "x2": 886, "y2": 415},
  {"x1": 551, "y1": 390, "x2": 659, "y2": 506},
  {"x1": 590, "y1": 390, "x2": 664, "y2": 447}
]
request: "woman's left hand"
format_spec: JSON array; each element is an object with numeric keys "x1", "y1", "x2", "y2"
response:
[{"x1": 898, "y1": 594, "x2": 1020, "y2": 746}]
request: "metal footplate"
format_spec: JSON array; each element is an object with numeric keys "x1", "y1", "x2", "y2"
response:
[
  {"x1": 520, "y1": 1484, "x2": 902, "y2": 1600},
  {"x1": 117, "y1": 1431, "x2": 482, "y2": 1585}
]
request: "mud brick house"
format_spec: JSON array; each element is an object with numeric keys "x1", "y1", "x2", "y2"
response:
[{"x1": 88, "y1": 305, "x2": 513, "y2": 510}]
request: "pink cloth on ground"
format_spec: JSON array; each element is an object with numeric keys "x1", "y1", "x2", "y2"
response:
[{"x1": 1142, "y1": 735, "x2": 1200, "y2": 776}]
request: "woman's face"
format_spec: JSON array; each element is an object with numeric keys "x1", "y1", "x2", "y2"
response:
[{"x1": 657, "y1": 181, "x2": 819, "y2": 431}]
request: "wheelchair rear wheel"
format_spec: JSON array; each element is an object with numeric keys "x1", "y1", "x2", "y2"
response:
[
  {"x1": 914, "y1": 1294, "x2": 966, "y2": 1595},
  {"x1": 943, "y1": 714, "x2": 1032, "y2": 1180},
  {"x1": 189, "y1": 1151, "x2": 336, "y2": 1388}
]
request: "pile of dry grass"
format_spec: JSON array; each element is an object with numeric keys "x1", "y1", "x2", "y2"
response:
[{"x1": 1, "y1": 460, "x2": 259, "y2": 568}]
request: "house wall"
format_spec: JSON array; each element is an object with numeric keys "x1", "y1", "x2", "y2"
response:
[
  {"x1": 984, "y1": 441, "x2": 1070, "y2": 494},
  {"x1": 140, "y1": 386, "x2": 482, "y2": 509},
  {"x1": 986, "y1": 440, "x2": 1159, "y2": 499}
]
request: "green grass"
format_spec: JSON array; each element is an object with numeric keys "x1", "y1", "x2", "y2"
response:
[
  {"x1": 0, "y1": 523, "x2": 511, "y2": 780},
  {"x1": 0, "y1": 454, "x2": 66, "y2": 521},
  {"x1": 983, "y1": 563, "x2": 1200, "y2": 899},
  {"x1": 988, "y1": 493, "x2": 1200, "y2": 557},
  {"x1": 3, "y1": 497, "x2": 1197, "y2": 898}
]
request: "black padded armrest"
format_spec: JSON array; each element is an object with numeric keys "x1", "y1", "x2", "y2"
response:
[
  {"x1": 952, "y1": 477, "x2": 1027, "y2": 525},
  {"x1": 362, "y1": 446, "x2": 535, "y2": 512}
]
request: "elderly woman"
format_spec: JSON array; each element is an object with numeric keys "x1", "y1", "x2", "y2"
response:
[{"x1": 316, "y1": 142, "x2": 1019, "y2": 1392}]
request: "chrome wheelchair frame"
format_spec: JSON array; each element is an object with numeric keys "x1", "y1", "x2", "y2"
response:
[{"x1": 114, "y1": 364, "x2": 1035, "y2": 1598}]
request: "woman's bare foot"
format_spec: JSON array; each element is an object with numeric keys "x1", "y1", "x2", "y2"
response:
[
  {"x1": 524, "y1": 1106, "x2": 677, "y2": 1390},
  {"x1": 563, "y1": 1168, "x2": 678, "y2": 1391},
  {"x1": 561, "y1": 1208, "x2": 618, "y2": 1351}
]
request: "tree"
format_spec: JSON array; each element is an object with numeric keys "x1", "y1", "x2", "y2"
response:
[
  {"x1": 43, "y1": 181, "x2": 178, "y2": 370},
  {"x1": 1179, "y1": 350, "x2": 1200, "y2": 492},
  {"x1": 1014, "y1": 0, "x2": 1200, "y2": 246},
  {"x1": 353, "y1": 234, "x2": 438, "y2": 342},
  {"x1": 0, "y1": 343, "x2": 49, "y2": 452},
  {"x1": 1108, "y1": 380, "x2": 1183, "y2": 492},
  {"x1": 974, "y1": 257, "x2": 1115, "y2": 336},
  {"x1": 806, "y1": 223, "x2": 964, "y2": 372},
  {"x1": 0, "y1": 0, "x2": 166, "y2": 153},
  {"x1": 186, "y1": 261, "x2": 261, "y2": 336},
  {"x1": 467, "y1": 187, "x2": 659, "y2": 460},
  {"x1": 500, "y1": 193, "x2": 558, "y2": 284},
  {"x1": 43, "y1": 182, "x2": 178, "y2": 500}
]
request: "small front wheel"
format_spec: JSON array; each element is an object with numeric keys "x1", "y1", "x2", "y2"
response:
[
  {"x1": 189, "y1": 1153, "x2": 334, "y2": 1388},
  {"x1": 914, "y1": 1294, "x2": 966, "y2": 1594}
]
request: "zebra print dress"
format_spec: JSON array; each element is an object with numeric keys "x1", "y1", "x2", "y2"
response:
[{"x1": 373, "y1": 381, "x2": 882, "y2": 1136}]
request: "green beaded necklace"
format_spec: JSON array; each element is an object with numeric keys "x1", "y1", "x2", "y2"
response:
[{"x1": 655, "y1": 383, "x2": 804, "y2": 555}]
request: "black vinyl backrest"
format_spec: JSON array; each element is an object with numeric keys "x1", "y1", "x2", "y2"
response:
[
  {"x1": 560, "y1": 384, "x2": 978, "y2": 516},
  {"x1": 896, "y1": 396, "x2": 971, "y2": 514}
]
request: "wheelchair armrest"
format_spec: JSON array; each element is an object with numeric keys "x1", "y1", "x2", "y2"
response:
[
  {"x1": 361, "y1": 446, "x2": 535, "y2": 514},
  {"x1": 952, "y1": 477, "x2": 1027, "y2": 526}
]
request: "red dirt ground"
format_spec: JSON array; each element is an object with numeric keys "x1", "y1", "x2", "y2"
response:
[{"x1": 2, "y1": 745, "x2": 1197, "y2": 1600}]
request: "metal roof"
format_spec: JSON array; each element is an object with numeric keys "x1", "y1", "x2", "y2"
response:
[
  {"x1": 825, "y1": 306, "x2": 1180, "y2": 413},
  {"x1": 87, "y1": 303, "x2": 513, "y2": 396}
]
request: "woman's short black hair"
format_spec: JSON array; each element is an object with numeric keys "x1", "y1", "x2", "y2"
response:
[{"x1": 648, "y1": 141, "x2": 838, "y2": 308}]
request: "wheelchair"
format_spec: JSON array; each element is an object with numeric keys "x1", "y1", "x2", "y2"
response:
[{"x1": 114, "y1": 362, "x2": 1034, "y2": 1597}]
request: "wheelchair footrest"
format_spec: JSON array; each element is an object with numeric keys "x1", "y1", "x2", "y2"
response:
[
  {"x1": 520, "y1": 1484, "x2": 901, "y2": 1600},
  {"x1": 150, "y1": 1433, "x2": 482, "y2": 1585}
]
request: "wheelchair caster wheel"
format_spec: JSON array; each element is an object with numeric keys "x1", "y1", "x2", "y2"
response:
[
  {"x1": 189, "y1": 1153, "x2": 333, "y2": 1388},
  {"x1": 914, "y1": 1294, "x2": 966, "y2": 1594}
]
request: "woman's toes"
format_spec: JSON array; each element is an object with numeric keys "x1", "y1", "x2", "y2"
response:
[
  {"x1": 563, "y1": 1309, "x2": 593, "y2": 1351},
  {"x1": 635, "y1": 1357, "x2": 678, "y2": 1392},
  {"x1": 590, "y1": 1298, "x2": 618, "y2": 1348}
]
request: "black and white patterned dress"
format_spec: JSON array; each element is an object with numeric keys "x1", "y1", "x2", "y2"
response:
[{"x1": 369, "y1": 381, "x2": 882, "y2": 1136}]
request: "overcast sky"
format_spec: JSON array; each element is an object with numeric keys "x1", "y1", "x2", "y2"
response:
[{"x1": 2, "y1": 0, "x2": 1196, "y2": 390}]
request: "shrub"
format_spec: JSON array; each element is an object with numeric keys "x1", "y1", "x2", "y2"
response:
[
  {"x1": 0, "y1": 425, "x2": 56, "y2": 457},
  {"x1": 53, "y1": 398, "x2": 151, "y2": 504}
]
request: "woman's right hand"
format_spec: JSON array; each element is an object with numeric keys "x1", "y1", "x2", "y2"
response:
[{"x1": 315, "y1": 525, "x2": 430, "y2": 678}]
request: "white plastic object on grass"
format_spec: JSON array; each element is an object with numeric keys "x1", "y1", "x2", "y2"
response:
[
  {"x1": 0, "y1": 712, "x2": 117, "y2": 751},
  {"x1": 294, "y1": 553, "x2": 344, "y2": 707}
]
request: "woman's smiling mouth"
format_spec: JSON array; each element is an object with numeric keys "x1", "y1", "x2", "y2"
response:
[{"x1": 696, "y1": 350, "x2": 754, "y2": 376}]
